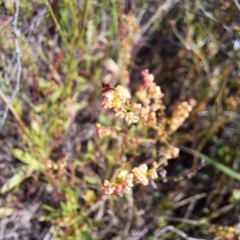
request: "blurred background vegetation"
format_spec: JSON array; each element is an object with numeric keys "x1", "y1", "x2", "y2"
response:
[{"x1": 0, "y1": 0, "x2": 240, "y2": 239}]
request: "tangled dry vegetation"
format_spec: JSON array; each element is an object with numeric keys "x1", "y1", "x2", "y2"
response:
[{"x1": 0, "y1": 0, "x2": 240, "y2": 239}]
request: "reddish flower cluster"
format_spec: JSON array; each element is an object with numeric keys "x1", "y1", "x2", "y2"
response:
[
  {"x1": 100, "y1": 69, "x2": 194, "y2": 195},
  {"x1": 102, "y1": 163, "x2": 158, "y2": 195},
  {"x1": 101, "y1": 84, "x2": 139, "y2": 124},
  {"x1": 134, "y1": 70, "x2": 165, "y2": 126},
  {"x1": 160, "y1": 145, "x2": 180, "y2": 163},
  {"x1": 101, "y1": 70, "x2": 166, "y2": 127},
  {"x1": 137, "y1": 70, "x2": 165, "y2": 110},
  {"x1": 102, "y1": 170, "x2": 134, "y2": 195},
  {"x1": 95, "y1": 123, "x2": 117, "y2": 139}
]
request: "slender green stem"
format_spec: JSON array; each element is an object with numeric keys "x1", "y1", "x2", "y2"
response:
[
  {"x1": 76, "y1": 0, "x2": 89, "y2": 49},
  {"x1": 69, "y1": 0, "x2": 79, "y2": 47},
  {"x1": 45, "y1": 0, "x2": 68, "y2": 47},
  {"x1": 89, "y1": 0, "x2": 110, "y2": 21}
]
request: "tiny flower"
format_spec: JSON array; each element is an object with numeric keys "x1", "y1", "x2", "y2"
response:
[
  {"x1": 125, "y1": 112, "x2": 139, "y2": 124},
  {"x1": 115, "y1": 110, "x2": 126, "y2": 118},
  {"x1": 147, "y1": 162, "x2": 158, "y2": 180},
  {"x1": 122, "y1": 173, "x2": 134, "y2": 191},
  {"x1": 116, "y1": 169, "x2": 129, "y2": 182},
  {"x1": 115, "y1": 85, "x2": 131, "y2": 103},
  {"x1": 115, "y1": 170, "x2": 134, "y2": 194},
  {"x1": 132, "y1": 164, "x2": 149, "y2": 186},
  {"x1": 112, "y1": 98, "x2": 123, "y2": 109},
  {"x1": 148, "y1": 111, "x2": 157, "y2": 125},
  {"x1": 114, "y1": 185, "x2": 123, "y2": 195},
  {"x1": 144, "y1": 75, "x2": 155, "y2": 87},
  {"x1": 168, "y1": 101, "x2": 192, "y2": 132},
  {"x1": 95, "y1": 123, "x2": 116, "y2": 138},
  {"x1": 151, "y1": 103, "x2": 161, "y2": 112},
  {"x1": 104, "y1": 90, "x2": 115, "y2": 100},
  {"x1": 162, "y1": 146, "x2": 180, "y2": 160},
  {"x1": 102, "y1": 180, "x2": 115, "y2": 195},
  {"x1": 101, "y1": 98, "x2": 112, "y2": 109},
  {"x1": 171, "y1": 146, "x2": 180, "y2": 158},
  {"x1": 132, "y1": 103, "x2": 142, "y2": 114},
  {"x1": 138, "y1": 164, "x2": 148, "y2": 172}
]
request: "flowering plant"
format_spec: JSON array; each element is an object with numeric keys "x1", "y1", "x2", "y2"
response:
[{"x1": 98, "y1": 70, "x2": 193, "y2": 195}]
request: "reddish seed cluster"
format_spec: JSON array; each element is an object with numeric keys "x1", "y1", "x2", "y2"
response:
[
  {"x1": 119, "y1": 11, "x2": 140, "y2": 85},
  {"x1": 160, "y1": 146, "x2": 180, "y2": 163},
  {"x1": 167, "y1": 101, "x2": 193, "y2": 133},
  {"x1": 95, "y1": 123, "x2": 117, "y2": 139},
  {"x1": 137, "y1": 70, "x2": 164, "y2": 110}
]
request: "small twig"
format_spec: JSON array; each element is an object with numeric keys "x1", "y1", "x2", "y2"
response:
[
  {"x1": 86, "y1": 196, "x2": 109, "y2": 216},
  {"x1": 127, "y1": 223, "x2": 154, "y2": 240},
  {"x1": 199, "y1": 4, "x2": 232, "y2": 32},
  {"x1": 154, "y1": 225, "x2": 206, "y2": 240},
  {"x1": 184, "y1": 200, "x2": 197, "y2": 219},
  {"x1": 0, "y1": 0, "x2": 22, "y2": 128},
  {"x1": 173, "y1": 193, "x2": 207, "y2": 209},
  {"x1": 165, "y1": 203, "x2": 234, "y2": 226},
  {"x1": 170, "y1": 21, "x2": 210, "y2": 50},
  {"x1": 164, "y1": 216, "x2": 202, "y2": 225},
  {"x1": 137, "y1": 3, "x2": 148, "y2": 25},
  {"x1": 234, "y1": 0, "x2": 240, "y2": 10},
  {"x1": 0, "y1": 91, "x2": 27, "y2": 135},
  {"x1": 0, "y1": 53, "x2": 9, "y2": 85},
  {"x1": 224, "y1": 111, "x2": 240, "y2": 120},
  {"x1": 140, "y1": 0, "x2": 179, "y2": 35},
  {"x1": 124, "y1": 189, "x2": 134, "y2": 237},
  {"x1": 43, "y1": 225, "x2": 58, "y2": 240}
]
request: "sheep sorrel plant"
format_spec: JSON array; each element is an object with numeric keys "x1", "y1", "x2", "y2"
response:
[{"x1": 98, "y1": 69, "x2": 193, "y2": 195}]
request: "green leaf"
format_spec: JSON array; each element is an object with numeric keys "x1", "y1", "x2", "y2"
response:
[
  {"x1": 87, "y1": 140, "x2": 94, "y2": 153},
  {"x1": 49, "y1": 87, "x2": 63, "y2": 102},
  {"x1": 180, "y1": 146, "x2": 240, "y2": 181},
  {"x1": 71, "y1": 101, "x2": 88, "y2": 113},
  {"x1": 12, "y1": 149, "x2": 44, "y2": 171},
  {"x1": 83, "y1": 153, "x2": 95, "y2": 161},
  {"x1": 60, "y1": 202, "x2": 69, "y2": 213},
  {"x1": 74, "y1": 159, "x2": 83, "y2": 166},
  {"x1": 92, "y1": 220, "x2": 105, "y2": 228},
  {"x1": 32, "y1": 104, "x2": 47, "y2": 113},
  {"x1": 85, "y1": 176, "x2": 97, "y2": 185},
  {"x1": 86, "y1": 20, "x2": 95, "y2": 47},
  {"x1": 0, "y1": 207, "x2": 14, "y2": 218},
  {"x1": 22, "y1": 95, "x2": 47, "y2": 113},
  {"x1": 1, "y1": 172, "x2": 25, "y2": 193},
  {"x1": 43, "y1": 204, "x2": 55, "y2": 212},
  {"x1": 98, "y1": 114, "x2": 111, "y2": 125},
  {"x1": 12, "y1": 98, "x2": 22, "y2": 117},
  {"x1": 81, "y1": 231, "x2": 93, "y2": 240},
  {"x1": 38, "y1": 77, "x2": 48, "y2": 88},
  {"x1": 31, "y1": 120, "x2": 41, "y2": 134}
]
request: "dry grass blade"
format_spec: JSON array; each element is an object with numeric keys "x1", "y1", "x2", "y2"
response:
[
  {"x1": 0, "y1": 0, "x2": 22, "y2": 128},
  {"x1": 140, "y1": 0, "x2": 180, "y2": 35}
]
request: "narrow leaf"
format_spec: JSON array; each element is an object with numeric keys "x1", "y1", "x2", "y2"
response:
[
  {"x1": 1, "y1": 173, "x2": 25, "y2": 193},
  {"x1": 180, "y1": 146, "x2": 240, "y2": 181},
  {"x1": 85, "y1": 176, "x2": 97, "y2": 185},
  {"x1": 12, "y1": 149, "x2": 43, "y2": 171}
]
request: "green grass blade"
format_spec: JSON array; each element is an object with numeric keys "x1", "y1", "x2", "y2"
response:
[{"x1": 180, "y1": 146, "x2": 240, "y2": 181}]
